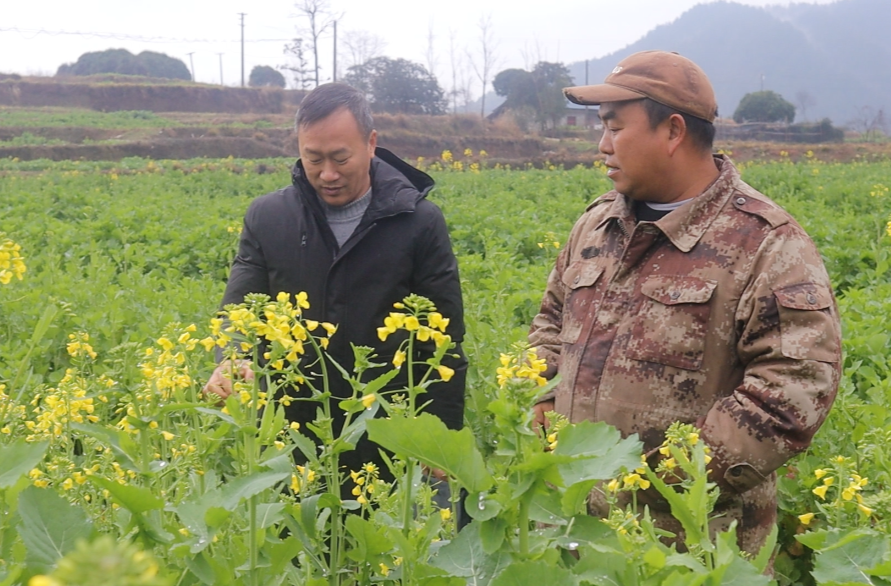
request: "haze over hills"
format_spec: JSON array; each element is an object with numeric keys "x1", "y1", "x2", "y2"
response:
[{"x1": 566, "y1": 0, "x2": 891, "y2": 125}]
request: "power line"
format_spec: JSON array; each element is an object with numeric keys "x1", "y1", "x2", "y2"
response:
[{"x1": 0, "y1": 26, "x2": 291, "y2": 44}]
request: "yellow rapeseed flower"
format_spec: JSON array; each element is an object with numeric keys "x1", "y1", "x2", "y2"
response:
[
  {"x1": 812, "y1": 485, "x2": 829, "y2": 499},
  {"x1": 437, "y1": 365, "x2": 455, "y2": 382},
  {"x1": 28, "y1": 576, "x2": 62, "y2": 586},
  {"x1": 814, "y1": 468, "x2": 827, "y2": 479},
  {"x1": 798, "y1": 512, "x2": 815, "y2": 526},
  {"x1": 0, "y1": 235, "x2": 27, "y2": 285},
  {"x1": 623, "y1": 473, "x2": 651, "y2": 490},
  {"x1": 361, "y1": 394, "x2": 376, "y2": 408},
  {"x1": 392, "y1": 350, "x2": 406, "y2": 368}
]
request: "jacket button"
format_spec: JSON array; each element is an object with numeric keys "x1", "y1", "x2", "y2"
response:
[
  {"x1": 670, "y1": 291, "x2": 680, "y2": 300},
  {"x1": 574, "y1": 275, "x2": 580, "y2": 285},
  {"x1": 806, "y1": 293, "x2": 817, "y2": 304},
  {"x1": 736, "y1": 197, "x2": 746, "y2": 205}
]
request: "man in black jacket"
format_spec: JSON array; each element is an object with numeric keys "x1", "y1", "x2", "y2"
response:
[{"x1": 203, "y1": 83, "x2": 466, "y2": 482}]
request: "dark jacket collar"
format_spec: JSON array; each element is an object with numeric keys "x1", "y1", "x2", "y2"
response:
[{"x1": 290, "y1": 147, "x2": 435, "y2": 223}]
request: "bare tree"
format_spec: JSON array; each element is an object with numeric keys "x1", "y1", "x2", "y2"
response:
[
  {"x1": 342, "y1": 29, "x2": 386, "y2": 71},
  {"x1": 282, "y1": 38, "x2": 313, "y2": 90},
  {"x1": 795, "y1": 90, "x2": 816, "y2": 122},
  {"x1": 848, "y1": 106, "x2": 887, "y2": 142},
  {"x1": 468, "y1": 15, "x2": 499, "y2": 118},
  {"x1": 425, "y1": 21, "x2": 438, "y2": 83},
  {"x1": 447, "y1": 28, "x2": 460, "y2": 114},
  {"x1": 294, "y1": 0, "x2": 337, "y2": 87}
]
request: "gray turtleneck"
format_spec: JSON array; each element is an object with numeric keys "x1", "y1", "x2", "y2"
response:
[{"x1": 318, "y1": 187, "x2": 372, "y2": 247}]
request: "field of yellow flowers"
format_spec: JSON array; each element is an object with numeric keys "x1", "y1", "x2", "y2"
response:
[{"x1": 1, "y1": 152, "x2": 891, "y2": 585}]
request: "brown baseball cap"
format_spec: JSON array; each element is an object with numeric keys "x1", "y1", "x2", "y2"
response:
[{"x1": 564, "y1": 50, "x2": 718, "y2": 123}]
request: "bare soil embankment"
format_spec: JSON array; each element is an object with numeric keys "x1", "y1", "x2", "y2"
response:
[
  {"x1": 1, "y1": 77, "x2": 887, "y2": 164},
  {"x1": 0, "y1": 77, "x2": 304, "y2": 114}
]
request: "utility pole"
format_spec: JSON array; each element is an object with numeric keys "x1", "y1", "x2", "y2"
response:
[
  {"x1": 332, "y1": 19, "x2": 337, "y2": 82},
  {"x1": 239, "y1": 13, "x2": 246, "y2": 87},
  {"x1": 584, "y1": 59, "x2": 589, "y2": 124},
  {"x1": 187, "y1": 52, "x2": 196, "y2": 82},
  {"x1": 217, "y1": 53, "x2": 224, "y2": 85}
]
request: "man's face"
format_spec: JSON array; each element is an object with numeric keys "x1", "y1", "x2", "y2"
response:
[
  {"x1": 598, "y1": 100, "x2": 670, "y2": 202},
  {"x1": 297, "y1": 107, "x2": 377, "y2": 207}
]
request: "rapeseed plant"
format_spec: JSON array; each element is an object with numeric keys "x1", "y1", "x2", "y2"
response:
[{"x1": 0, "y1": 233, "x2": 26, "y2": 285}]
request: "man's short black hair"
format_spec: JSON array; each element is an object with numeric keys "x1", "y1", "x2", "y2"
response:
[
  {"x1": 295, "y1": 82, "x2": 374, "y2": 139},
  {"x1": 642, "y1": 98, "x2": 715, "y2": 152}
]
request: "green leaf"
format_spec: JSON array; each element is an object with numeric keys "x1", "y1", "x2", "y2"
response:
[
  {"x1": 796, "y1": 528, "x2": 830, "y2": 551},
  {"x1": 17, "y1": 486, "x2": 92, "y2": 571},
  {"x1": 811, "y1": 529, "x2": 890, "y2": 585},
  {"x1": 431, "y1": 521, "x2": 512, "y2": 582},
  {"x1": 711, "y1": 528, "x2": 773, "y2": 586},
  {"x1": 643, "y1": 545, "x2": 667, "y2": 569},
  {"x1": 490, "y1": 560, "x2": 578, "y2": 586},
  {"x1": 0, "y1": 441, "x2": 47, "y2": 489},
  {"x1": 256, "y1": 503, "x2": 285, "y2": 529},
  {"x1": 10, "y1": 304, "x2": 58, "y2": 394},
  {"x1": 554, "y1": 422, "x2": 642, "y2": 487},
  {"x1": 88, "y1": 476, "x2": 164, "y2": 514},
  {"x1": 333, "y1": 402, "x2": 380, "y2": 455},
  {"x1": 69, "y1": 423, "x2": 139, "y2": 472},
  {"x1": 345, "y1": 515, "x2": 393, "y2": 563},
  {"x1": 219, "y1": 471, "x2": 289, "y2": 510},
  {"x1": 560, "y1": 479, "x2": 596, "y2": 517},
  {"x1": 195, "y1": 406, "x2": 236, "y2": 424},
  {"x1": 528, "y1": 488, "x2": 568, "y2": 526},
  {"x1": 466, "y1": 492, "x2": 503, "y2": 521},
  {"x1": 479, "y1": 517, "x2": 508, "y2": 554},
  {"x1": 645, "y1": 468, "x2": 703, "y2": 546},
  {"x1": 367, "y1": 413, "x2": 493, "y2": 493},
  {"x1": 555, "y1": 515, "x2": 612, "y2": 550}
]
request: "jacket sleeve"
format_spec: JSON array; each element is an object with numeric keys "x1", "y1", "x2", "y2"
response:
[
  {"x1": 221, "y1": 203, "x2": 270, "y2": 308},
  {"x1": 528, "y1": 245, "x2": 571, "y2": 385},
  {"x1": 410, "y1": 202, "x2": 466, "y2": 431},
  {"x1": 701, "y1": 223, "x2": 841, "y2": 495}
]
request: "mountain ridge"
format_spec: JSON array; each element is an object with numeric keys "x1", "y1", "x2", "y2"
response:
[{"x1": 566, "y1": 0, "x2": 890, "y2": 125}]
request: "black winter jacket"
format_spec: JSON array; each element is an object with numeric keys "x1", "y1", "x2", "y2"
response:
[{"x1": 221, "y1": 148, "x2": 466, "y2": 472}]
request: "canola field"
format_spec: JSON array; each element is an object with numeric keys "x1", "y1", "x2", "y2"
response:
[{"x1": 1, "y1": 153, "x2": 890, "y2": 585}]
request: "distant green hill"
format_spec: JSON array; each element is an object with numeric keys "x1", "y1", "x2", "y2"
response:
[{"x1": 567, "y1": 0, "x2": 891, "y2": 126}]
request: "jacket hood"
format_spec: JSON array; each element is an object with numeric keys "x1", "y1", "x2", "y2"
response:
[{"x1": 290, "y1": 147, "x2": 435, "y2": 217}]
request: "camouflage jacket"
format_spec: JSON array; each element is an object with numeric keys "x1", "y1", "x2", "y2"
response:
[{"x1": 529, "y1": 156, "x2": 841, "y2": 552}]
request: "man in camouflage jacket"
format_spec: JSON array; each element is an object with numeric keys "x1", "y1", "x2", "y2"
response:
[{"x1": 529, "y1": 51, "x2": 841, "y2": 553}]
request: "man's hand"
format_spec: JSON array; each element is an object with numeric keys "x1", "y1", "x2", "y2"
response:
[
  {"x1": 203, "y1": 359, "x2": 254, "y2": 401},
  {"x1": 533, "y1": 399, "x2": 555, "y2": 434}
]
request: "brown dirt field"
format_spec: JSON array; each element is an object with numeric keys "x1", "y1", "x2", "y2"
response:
[
  {"x1": 0, "y1": 78, "x2": 304, "y2": 114},
  {"x1": 1, "y1": 80, "x2": 889, "y2": 164}
]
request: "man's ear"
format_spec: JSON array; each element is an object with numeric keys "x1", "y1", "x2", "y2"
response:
[
  {"x1": 367, "y1": 129, "x2": 378, "y2": 155},
  {"x1": 666, "y1": 113, "x2": 687, "y2": 156}
]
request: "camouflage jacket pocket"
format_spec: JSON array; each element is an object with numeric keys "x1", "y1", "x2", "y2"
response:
[
  {"x1": 774, "y1": 282, "x2": 840, "y2": 362},
  {"x1": 626, "y1": 276, "x2": 718, "y2": 370},
  {"x1": 558, "y1": 263, "x2": 604, "y2": 345}
]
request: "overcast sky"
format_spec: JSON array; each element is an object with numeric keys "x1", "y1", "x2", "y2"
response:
[{"x1": 2, "y1": 0, "x2": 838, "y2": 92}]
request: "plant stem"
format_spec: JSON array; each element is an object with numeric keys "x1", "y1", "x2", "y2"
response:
[
  {"x1": 247, "y1": 354, "x2": 260, "y2": 586},
  {"x1": 518, "y1": 494, "x2": 531, "y2": 556}
]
